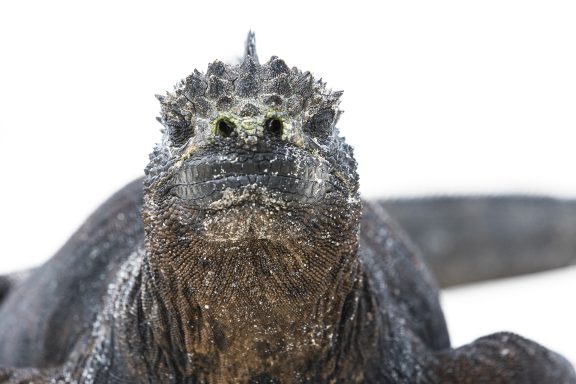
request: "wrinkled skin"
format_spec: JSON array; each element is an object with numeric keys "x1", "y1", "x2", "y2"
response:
[{"x1": 0, "y1": 36, "x2": 574, "y2": 383}]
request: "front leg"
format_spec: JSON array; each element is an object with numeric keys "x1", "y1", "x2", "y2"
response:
[
  {"x1": 429, "y1": 332, "x2": 576, "y2": 383},
  {"x1": 0, "y1": 367, "x2": 63, "y2": 384}
]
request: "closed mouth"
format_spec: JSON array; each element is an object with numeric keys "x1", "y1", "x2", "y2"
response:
[{"x1": 170, "y1": 151, "x2": 330, "y2": 207}]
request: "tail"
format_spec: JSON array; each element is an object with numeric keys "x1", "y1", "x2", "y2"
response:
[{"x1": 379, "y1": 196, "x2": 576, "y2": 287}]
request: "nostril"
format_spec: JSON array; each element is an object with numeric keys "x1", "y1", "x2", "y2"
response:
[
  {"x1": 217, "y1": 118, "x2": 236, "y2": 138},
  {"x1": 265, "y1": 118, "x2": 284, "y2": 137}
]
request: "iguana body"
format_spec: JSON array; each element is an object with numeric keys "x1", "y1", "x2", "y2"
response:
[{"x1": 0, "y1": 35, "x2": 574, "y2": 383}]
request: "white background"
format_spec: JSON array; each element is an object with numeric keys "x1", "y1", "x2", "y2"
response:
[{"x1": 0, "y1": 0, "x2": 574, "y2": 364}]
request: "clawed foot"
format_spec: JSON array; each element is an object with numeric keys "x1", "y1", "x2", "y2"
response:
[{"x1": 430, "y1": 332, "x2": 576, "y2": 384}]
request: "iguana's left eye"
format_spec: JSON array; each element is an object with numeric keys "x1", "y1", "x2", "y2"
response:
[
  {"x1": 305, "y1": 108, "x2": 335, "y2": 139},
  {"x1": 312, "y1": 109, "x2": 334, "y2": 135}
]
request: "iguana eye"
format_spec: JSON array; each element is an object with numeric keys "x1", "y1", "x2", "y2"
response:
[
  {"x1": 169, "y1": 123, "x2": 193, "y2": 147},
  {"x1": 216, "y1": 118, "x2": 236, "y2": 138},
  {"x1": 311, "y1": 109, "x2": 335, "y2": 137},
  {"x1": 264, "y1": 117, "x2": 284, "y2": 137}
]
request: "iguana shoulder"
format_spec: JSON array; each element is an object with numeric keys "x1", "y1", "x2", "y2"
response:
[{"x1": 0, "y1": 178, "x2": 144, "y2": 367}]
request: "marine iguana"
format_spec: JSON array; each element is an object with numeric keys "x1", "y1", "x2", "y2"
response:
[{"x1": 0, "y1": 33, "x2": 574, "y2": 383}]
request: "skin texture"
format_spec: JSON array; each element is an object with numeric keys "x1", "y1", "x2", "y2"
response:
[
  {"x1": 0, "y1": 35, "x2": 574, "y2": 383},
  {"x1": 383, "y1": 196, "x2": 576, "y2": 287}
]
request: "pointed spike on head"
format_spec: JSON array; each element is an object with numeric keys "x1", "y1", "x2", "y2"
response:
[
  {"x1": 268, "y1": 57, "x2": 290, "y2": 77},
  {"x1": 240, "y1": 54, "x2": 258, "y2": 75},
  {"x1": 333, "y1": 90, "x2": 344, "y2": 98},
  {"x1": 244, "y1": 31, "x2": 259, "y2": 65},
  {"x1": 207, "y1": 60, "x2": 227, "y2": 78}
]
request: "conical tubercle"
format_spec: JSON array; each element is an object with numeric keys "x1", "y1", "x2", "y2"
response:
[{"x1": 244, "y1": 31, "x2": 259, "y2": 65}]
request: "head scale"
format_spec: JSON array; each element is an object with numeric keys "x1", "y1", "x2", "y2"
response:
[{"x1": 154, "y1": 37, "x2": 344, "y2": 149}]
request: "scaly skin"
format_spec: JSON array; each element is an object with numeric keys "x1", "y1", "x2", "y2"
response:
[{"x1": 0, "y1": 34, "x2": 574, "y2": 383}]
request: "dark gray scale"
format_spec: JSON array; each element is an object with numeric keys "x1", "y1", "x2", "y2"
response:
[{"x1": 0, "y1": 32, "x2": 574, "y2": 384}]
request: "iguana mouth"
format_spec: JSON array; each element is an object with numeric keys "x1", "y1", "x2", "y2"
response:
[{"x1": 171, "y1": 151, "x2": 331, "y2": 207}]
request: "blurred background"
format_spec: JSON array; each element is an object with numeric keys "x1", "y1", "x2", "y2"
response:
[{"x1": 0, "y1": 1, "x2": 574, "y2": 363}]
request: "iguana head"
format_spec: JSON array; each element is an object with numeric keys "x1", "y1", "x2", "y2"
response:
[
  {"x1": 145, "y1": 33, "x2": 359, "y2": 240},
  {"x1": 143, "y1": 33, "x2": 361, "y2": 311}
]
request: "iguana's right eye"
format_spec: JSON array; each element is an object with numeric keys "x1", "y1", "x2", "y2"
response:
[
  {"x1": 216, "y1": 118, "x2": 236, "y2": 138},
  {"x1": 169, "y1": 123, "x2": 194, "y2": 147}
]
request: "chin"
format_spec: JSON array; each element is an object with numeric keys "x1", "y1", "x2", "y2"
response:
[{"x1": 201, "y1": 202, "x2": 308, "y2": 242}]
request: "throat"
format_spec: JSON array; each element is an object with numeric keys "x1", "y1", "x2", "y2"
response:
[
  {"x1": 131, "y1": 238, "x2": 369, "y2": 381},
  {"x1": 146, "y1": 234, "x2": 360, "y2": 313}
]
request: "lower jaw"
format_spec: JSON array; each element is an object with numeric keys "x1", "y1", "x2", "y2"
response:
[
  {"x1": 201, "y1": 203, "x2": 308, "y2": 242},
  {"x1": 179, "y1": 181, "x2": 326, "y2": 210}
]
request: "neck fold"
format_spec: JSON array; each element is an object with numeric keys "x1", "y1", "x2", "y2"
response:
[{"x1": 105, "y1": 241, "x2": 380, "y2": 383}]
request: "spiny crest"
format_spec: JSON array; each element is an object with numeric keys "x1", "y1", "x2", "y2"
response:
[
  {"x1": 244, "y1": 31, "x2": 259, "y2": 65},
  {"x1": 156, "y1": 35, "x2": 343, "y2": 134}
]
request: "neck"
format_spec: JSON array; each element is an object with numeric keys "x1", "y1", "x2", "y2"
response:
[{"x1": 102, "y1": 237, "x2": 382, "y2": 383}]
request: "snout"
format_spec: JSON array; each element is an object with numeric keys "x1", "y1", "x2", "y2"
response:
[{"x1": 171, "y1": 150, "x2": 330, "y2": 208}]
